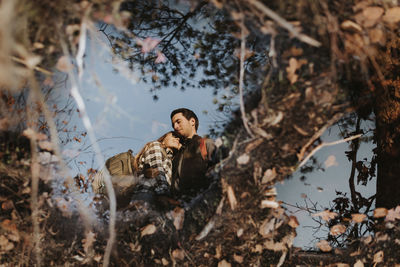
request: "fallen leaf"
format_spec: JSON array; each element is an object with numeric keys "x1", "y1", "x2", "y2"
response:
[
  {"x1": 260, "y1": 200, "x2": 279, "y2": 209},
  {"x1": 39, "y1": 141, "x2": 53, "y2": 151},
  {"x1": 330, "y1": 224, "x2": 346, "y2": 236},
  {"x1": 324, "y1": 155, "x2": 338, "y2": 168},
  {"x1": 259, "y1": 218, "x2": 276, "y2": 237},
  {"x1": 362, "y1": 235, "x2": 372, "y2": 244},
  {"x1": 227, "y1": 185, "x2": 237, "y2": 210},
  {"x1": 354, "y1": 259, "x2": 364, "y2": 267},
  {"x1": 373, "y1": 207, "x2": 388, "y2": 218},
  {"x1": 236, "y1": 153, "x2": 250, "y2": 165},
  {"x1": 155, "y1": 51, "x2": 166, "y2": 64},
  {"x1": 373, "y1": 250, "x2": 384, "y2": 264},
  {"x1": 171, "y1": 207, "x2": 185, "y2": 230},
  {"x1": 340, "y1": 20, "x2": 362, "y2": 32},
  {"x1": 141, "y1": 224, "x2": 157, "y2": 237},
  {"x1": 56, "y1": 56, "x2": 73, "y2": 72},
  {"x1": 172, "y1": 249, "x2": 185, "y2": 260},
  {"x1": 1, "y1": 200, "x2": 14, "y2": 210},
  {"x1": 237, "y1": 228, "x2": 244, "y2": 237},
  {"x1": 362, "y1": 6, "x2": 384, "y2": 27},
  {"x1": 316, "y1": 240, "x2": 332, "y2": 252},
  {"x1": 138, "y1": 37, "x2": 160, "y2": 54},
  {"x1": 286, "y1": 58, "x2": 307, "y2": 84},
  {"x1": 233, "y1": 254, "x2": 243, "y2": 263},
  {"x1": 215, "y1": 244, "x2": 222, "y2": 259},
  {"x1": 383, "y1": 7, "x2": 400, "y2": 24},
  {"x1": 385, "y1": 205, "x2": 400, "y2": 221},
  {"x1": 218, "y1": 259, "x2": 231, "y2": 267},
  {"x1": 288, "y1": 216, "x2": 299, "y2": 228},
  {"x1": 82, "y1": 231, "x2": 96, "y2": 254},
  {"x1": 161, "y1": 258, "x2": 169, "y2": 266},
  {"x1": 0, "y1": 117, "x2": 9, "y2": 131},
  {"x1": 369, "y1": 28, "x2": 385, "y2": 45},
  {"x1": 312, "y1": 210, "x2": 338, "y2": 221},
  {"x1": 351, "y1": 213, "x2": 367, "y2": 223},
  {"x1": 261, "y1": 168, "x2": 277, "y2": 184}
]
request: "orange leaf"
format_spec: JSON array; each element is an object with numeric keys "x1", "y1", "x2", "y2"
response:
[
  {"x1": 330, "y1": 224, "x2": 346, "y2": 236},
  {"x1": 316, "y1": 240, "x2": 331, "y2": 252}
]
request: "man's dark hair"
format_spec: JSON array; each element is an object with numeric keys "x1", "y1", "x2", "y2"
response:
[{"x1": 170, "y1": 108, "x2": 199, "y2": 131}]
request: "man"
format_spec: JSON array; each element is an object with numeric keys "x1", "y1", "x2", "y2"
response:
[{"x1": 170, "y1": 108, "x2": 216, "y2": 199}]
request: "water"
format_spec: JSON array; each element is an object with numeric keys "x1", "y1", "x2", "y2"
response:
[{"x1": 277, "y1": 114, "x2": 377, "y2": 249}]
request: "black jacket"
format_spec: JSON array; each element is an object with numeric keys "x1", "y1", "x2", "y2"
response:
[{"x1": 171, "y1": 135, "x2": 215, "y2": 197}]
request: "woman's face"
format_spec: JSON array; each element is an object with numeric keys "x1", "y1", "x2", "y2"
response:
[{"x1": 163, "y1": 133, "x2": 181, "y2": 149}]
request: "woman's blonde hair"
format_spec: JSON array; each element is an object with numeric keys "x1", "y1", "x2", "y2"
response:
[{"x1": 132, "y1": 131, "x2": 175, "y2": 171}]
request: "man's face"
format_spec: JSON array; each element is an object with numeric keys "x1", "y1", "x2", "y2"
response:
[{"x1": 171, "y1": 112, "x2": 196, "y2": 138}]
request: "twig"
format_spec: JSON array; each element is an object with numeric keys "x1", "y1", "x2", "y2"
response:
[
  {"x1": 239, "y1": 25, "x2": 255, "y2": 138},
  {"x1": 298, "y1": 112, "x2": 344, "y2": 160},
  {"x1": 26, "y1": 75, "x2": 42, "y2": 267},
  {"x1": 11, "y1": 56, "x2": 53, "y2": 76},
  {"x1": 247, "y1": 0, "x2": 321, "y2": 47},
  {"x1": 59, "y1": 30, "x2": 116, "y2": 267},
  {"x1": 298, "y1": 133, "x2": 362, "y2": 168}
]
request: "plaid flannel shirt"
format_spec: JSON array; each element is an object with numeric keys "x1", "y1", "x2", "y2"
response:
[{"x1": 136, "y1": 141, "x2": 173, "y2": 195}]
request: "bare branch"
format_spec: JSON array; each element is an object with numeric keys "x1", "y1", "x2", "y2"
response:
[{"x1": 247, "y1": 0, "x2": 321, "y2": 47}]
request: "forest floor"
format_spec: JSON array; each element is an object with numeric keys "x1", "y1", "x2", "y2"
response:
[{"x1": 1, "y1": 74, "x2": 400, "y2": 266}]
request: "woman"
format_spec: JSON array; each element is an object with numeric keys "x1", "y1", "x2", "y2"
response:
[
  {"x1": 132, "y1": 131, "x2": 181, "y2": 196},
  {"x1": 93, "y1": 131, "x2": 181, "y2": 209}
]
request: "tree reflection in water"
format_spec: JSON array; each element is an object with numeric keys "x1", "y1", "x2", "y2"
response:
[{"x1": 277, "y1": 112, "x2": 381, "y2": 250}]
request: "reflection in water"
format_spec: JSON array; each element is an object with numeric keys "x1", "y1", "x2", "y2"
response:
[{"x1": 277, "y1": 113, "x2": 377, "y2": 249}]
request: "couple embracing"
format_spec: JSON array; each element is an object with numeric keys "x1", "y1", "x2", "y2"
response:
[{"x1": 97, "y1": 108, "x2": 216, "y2": 210}]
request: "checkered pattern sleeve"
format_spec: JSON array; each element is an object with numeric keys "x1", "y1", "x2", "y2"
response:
[{"x1": 137, "y1": 141, "x2": 172, "y2": 195}]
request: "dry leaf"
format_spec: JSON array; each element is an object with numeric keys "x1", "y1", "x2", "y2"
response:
[
  {"x1": 236, "y1": 153, "x2": 250, "y2": 165},
  {"x1": 373, "y1": 250, "x2": 384, "y2": 264},
  {"x1": 0, "y1": 235, "x2": 14, "y2": 251},
  {"x1": 161, "y1": 258, "x2": 169, "y2": 266},
  {"x1": 56, "y1": 56, "x2": 73, "y2": 72},
  {"x1": 369, "y1": 28, "x2": 385, "y2": 45},
  {"x1": 340, "y1": 20, "x2": 362, "y2": 32},
  {"x1": 354, "y1": 259, "x2": 364, "y2": 267},
  {"x1": 218, "y1": 260, "x2": 231, "y2": 267},
  {"x1": 286, "y1": 57, "x2": 299, "y2": 84},
  {"x1": 82, "y1": 231, "x2": 96, "y2": 254},
  {"x1": 1, "y1": 200, "x2": 14, "y2": 210},
  {"x1": 259, "y1": 218, "x2": 276, "y2": 237},
  {"x1": 227, "y1": 185, "x2": 237, "y2": 210},
  {"x1": 141, "y1": 224, "x2": 156, "y2": 237},
  {"x1": 245, "y1": 138, "x2": 264, "y2": 153},
  {"x1": 324, "y1": 155, "x2": 338, "y2": 168},
  {"x1": 288, "y1": 216, "x2": 299, "y2": 228},
  {"x1": 0, "y1": 117, "x2": 9, "y2": 131},
  {"x1": 22, "y1": 128, "x2": 47, "y2": 141},
  {"x1": 385, "y1": 205, "x2": 400, "y2": 221},
  {"x1": 351, "y1": 213, "x2": 367, "y2": 223},
  {"x1": 316, "y1": 240, "x2": 332, "y2": 252},
  {"x1": 260, "y1": 200, "x2": 279, "y2": 209},
  {"x1": 172, "y1": 249, "x2": 185, "y2": 260},
  {"x1": 330, "y1": 224, "x2": 346, "y2": 236},
  {"x1": 236, "y1": 228, "x2": 244, "y2": 237},
  {"x1": 362, "y1": 6, "x2": 384, "y2": 27},
  {"x1": 39, "y1": 141, "x2": 53, "y2": 151},
  {"x1": 312, "y1": 210, "x2": 338, "y2": 221},
  {"x1": 171, "y1": 207, "x2": 185, "y2": 230},
  {"x1": 261, "y1": 168, "x2": 277, "y2": 184},
  {"x1": 233, "y1": 254, "x2": 243, "y2": 263},
  {"x1": 362, "y1": 235, "x2": 372, "y2": 245},
  {"x1": 215, "y1": 244, "x2": 222, "y2": 259},
  {"x1": 383, "y1": 7, "x2": 400, "y2": 24},
  {"x1": 286, "y1": 58, "x2": 307, "y2": 84},
  {"x1": 373, "y1": 207, "x2": 388, "y2": 218},
  {"x1": 138, "y1": 37, "x2": 160, "y2": 54}
]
